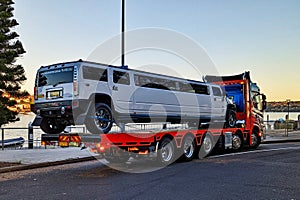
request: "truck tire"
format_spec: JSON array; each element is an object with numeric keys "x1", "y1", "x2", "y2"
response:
[
  {"x1": 180, "y1": 135, "x2": 196, "y2": 162},
  {"x1": 85, "y1": 103, "x2": 113, "y2": 134},
  {"x1": 225, "y1": 109, "x2": 236, "y2": 128},
  {"x1": 157, "y1": 137, "x2": 176, "y2": 166},
  {"x1": 232, "y1": 133, "x2": 243, "y2": 151},
  {"x1": 198, "y1": 132, "x2": 214, "y2": 159},
  {"x1": 251, "y1": 129, "x2": 261, "y2": 149},
  {"x1": 40, "y1": 118, "x2": 66, "y2": 134}
]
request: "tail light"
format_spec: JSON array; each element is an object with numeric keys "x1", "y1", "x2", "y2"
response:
[
  {"x1": 34, "y1": 87, "x2": 38, "y2": 100},
  {"x1": 73, "y1": 82, "x2": 79, "y2": 96}
]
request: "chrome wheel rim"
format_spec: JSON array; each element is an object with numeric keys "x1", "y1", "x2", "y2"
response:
[
  {"x1": 203, "y1": 136, "x2": 212, "y2": 154},
  {"x1": 232, "y1": 135, "x2": 242, "y2": 150},
  {"x1": 161, "y1": 143, "x2": 173, "y2": 162},
  {"x1": 183, "y1": 137, "x2": 194, "y2": 158},
  {"x1": 95, "y1": 108, "x2": 112, "y2": 130}
]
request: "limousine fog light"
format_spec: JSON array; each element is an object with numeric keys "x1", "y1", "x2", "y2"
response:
[{"x1": 61, "y1": 107, "x2": 66, "y2": 115}]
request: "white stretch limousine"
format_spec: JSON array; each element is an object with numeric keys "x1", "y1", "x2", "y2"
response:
[{"x1": 32, "y1": 60, "x2": 236, "y2": 134}]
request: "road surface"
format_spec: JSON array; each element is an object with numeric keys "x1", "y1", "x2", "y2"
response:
[{"x1": 0, "y1": 142, "x2": 299, "y2": 200}]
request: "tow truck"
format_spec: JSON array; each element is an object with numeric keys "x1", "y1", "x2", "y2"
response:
[{"x1": 84, "y1": 71, "x2": 267, "y2": 164}]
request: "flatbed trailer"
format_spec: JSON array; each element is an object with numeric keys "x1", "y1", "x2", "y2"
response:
[{"x1": 90, "y1": 126, "x2": 254, "y2": 165}]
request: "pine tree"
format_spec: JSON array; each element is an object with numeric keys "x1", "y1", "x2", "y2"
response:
[{"x1": 0, "y1": 0, "x2": 28, "y2": 127}]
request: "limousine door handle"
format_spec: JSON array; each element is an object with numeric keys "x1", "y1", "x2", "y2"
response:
[{"x1": 112, "y1": 85, "x2": 118, "y2": 91}]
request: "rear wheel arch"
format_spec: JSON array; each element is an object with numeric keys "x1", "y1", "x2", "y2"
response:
[
  {"x1": 90, "y1": 93, "x2": 113, "y2": 108},
  {"x1": 86, "y1": 93, "x2": 116, "y2": 118}
]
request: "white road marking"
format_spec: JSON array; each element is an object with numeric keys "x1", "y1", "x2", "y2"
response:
[{"x1": 209, "y1": 146, "x2": 300, "y2": 159}]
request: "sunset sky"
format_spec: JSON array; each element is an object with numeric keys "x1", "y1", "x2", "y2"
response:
[{"x1": 14, "y1": 0, "x2": 300, "y2": 101}]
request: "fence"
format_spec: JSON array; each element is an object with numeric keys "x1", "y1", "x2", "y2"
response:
[
  {"x1": 1, "y1": 118, "x2": 297, "y2": 151},
  {"x1": 0, "y1": 125, "x2": 87, "y2": 151}
]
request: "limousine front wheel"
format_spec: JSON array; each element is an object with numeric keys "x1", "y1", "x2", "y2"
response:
[{"x1": 86, "y1": 103, "x2": 113, "y2": 134}]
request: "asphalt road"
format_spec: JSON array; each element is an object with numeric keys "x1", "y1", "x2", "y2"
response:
[{"x1": 1, "y1": 143, "x2": 300, "y2": 200}]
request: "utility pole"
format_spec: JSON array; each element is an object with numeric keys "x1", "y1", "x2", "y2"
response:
[{"x1": 121, "y1": 0, "x2": 125, "y2": 67}]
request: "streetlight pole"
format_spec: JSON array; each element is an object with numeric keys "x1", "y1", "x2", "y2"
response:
[
  {"x1": 121, "y1": 0, "x2": 125, "y2": 67},
  {"x1": 286, "y1": 99, "x2": 291, "y2": 137}
]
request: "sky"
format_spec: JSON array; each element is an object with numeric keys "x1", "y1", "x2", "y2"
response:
[{"x1": 13, "y1": 0, "x2": 300, "y2": 101}]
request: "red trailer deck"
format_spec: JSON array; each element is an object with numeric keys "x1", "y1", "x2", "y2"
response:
[{"x1": 91, "y1": 127, "x2": 248, "y2": 165}]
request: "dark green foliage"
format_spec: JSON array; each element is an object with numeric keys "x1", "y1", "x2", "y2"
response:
[{"x1": 0, "y1": 0, "x2": 27, "y2": 126}]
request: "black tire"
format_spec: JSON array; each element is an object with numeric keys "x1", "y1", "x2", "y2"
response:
[
  {"x1": 251, "y1": 129, "x2": 261, "y2": 149},
  {"x1": 157, "y1": 137, "x2": 176, "y2": 166},
  {"x1": 232, "y1": 133, "x2": 243, "y2": 151},
  {"x1": 225, "y1": 109, "x2": 236, "y2": 128},
  {"x1": 198, "y1": 132, "x2": 215, "y2": 159},
  {"x1": 180, "y1": 135, "x2": 196, "y2": 162},
  {"x1": 40, "y1": 118, "x2": 66, "y2": 134},
  {"x1": 85, "y1": 103, "x2": 113, "y2": 134}
]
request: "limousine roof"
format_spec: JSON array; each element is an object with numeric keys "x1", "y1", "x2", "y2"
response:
[{"x1": 39, "y1": 59, "x2": 210, "y2": 85}]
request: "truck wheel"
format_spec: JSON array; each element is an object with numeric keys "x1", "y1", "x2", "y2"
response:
[
  {"x1": 157, "y1": 137, "x2": 176, "y2": 166},
  {"x1": 198, "y1": 132, "x2": 214, "y2": 159},
  {"x1": 86, "y1": 103, "x2": 113, "y2": 134},
  {"x1": 40, "y1": 118, "x2": 66, "y2": 134},
  {"x1": 251, "y1": 129, "x2": 261, "y2": 149},
  {"x1": 180, "y1": 135, "x2": 195, "y2": 162},
  {"x1": 232, "y1": 133, "x2": 243, "y2": 151},
  {"x1": 225, "y1": 109, "x2": 236, "y2": 128}
]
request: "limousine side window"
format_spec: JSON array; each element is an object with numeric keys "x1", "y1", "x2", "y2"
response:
[
  {"x1": 82, "y1": 66, "x2": 108, "y2": 82},
  {"x1": 113, "y1": 70, "x2": 130, "y2": 85},
  {"x1": 134, "y1": 74, "x2": 176, "y2": 90},
  {"x1": 190, "y1": 83, "x2": 210, "y2": 95}
]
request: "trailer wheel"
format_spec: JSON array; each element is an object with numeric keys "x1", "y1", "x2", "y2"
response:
[
  {"x1": 157, "y1": 137, "x2": 176, "y2": 166},
  {"x1": 232, "y1": 133, "x2": 243, "y2": 151},
  {"x1": 180, "y1": 135, "x2": 196, "y2": 162},
  {"x1": 198, "y1": 132, "x2": 214, "y2": 159},
  {"x1": 40, "y1": 118, "x2": 66, "y2": 134},
  {"x1": 251, "y1": 129, "x2": 261, "y2": 149},
  {"x1": 86, "y1": 103, "x2": 113, "y2": 134}
]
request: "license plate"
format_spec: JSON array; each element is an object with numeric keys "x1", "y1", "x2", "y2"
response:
[{"x1": 47, "y1": 90, "x2": 63, "y2": 99}]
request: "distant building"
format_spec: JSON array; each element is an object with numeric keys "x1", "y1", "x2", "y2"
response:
[{"x1": 2, "y1": 93, "x2": 33, "y2": 113}]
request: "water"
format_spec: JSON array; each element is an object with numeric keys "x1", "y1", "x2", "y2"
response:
[{"x1": 1, "y1": 112, "x2": 44, "y2": 141}]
